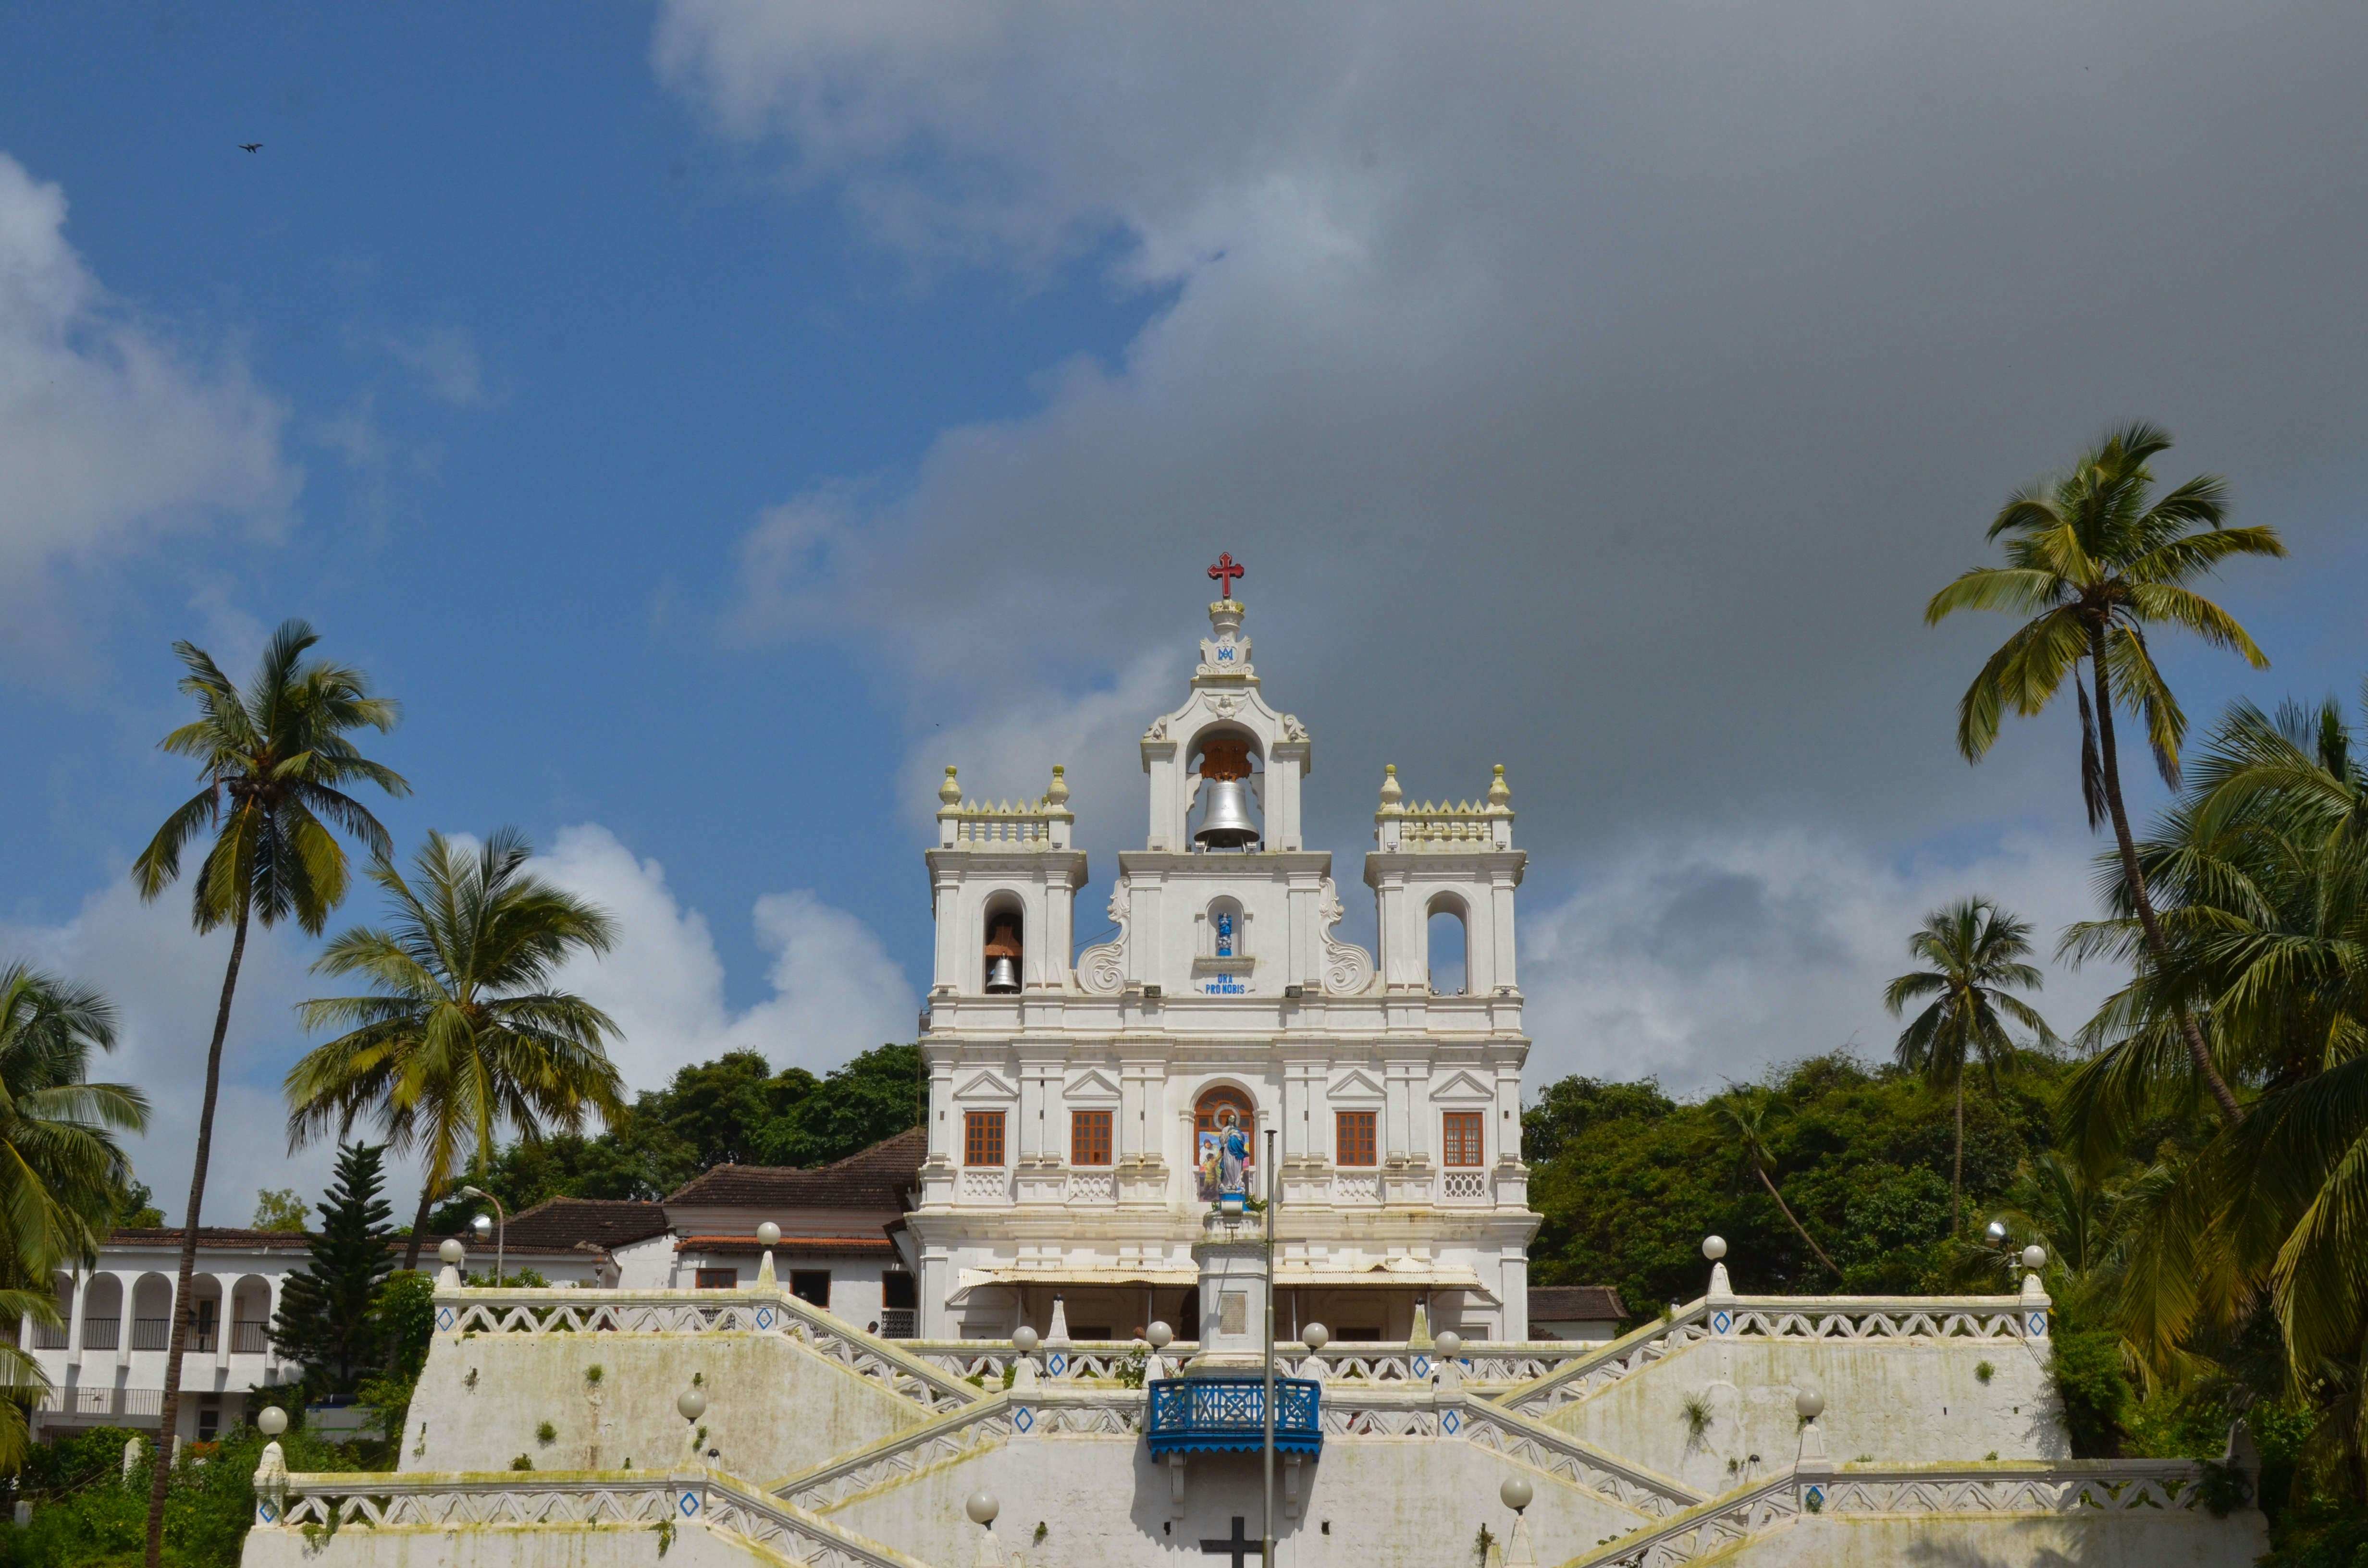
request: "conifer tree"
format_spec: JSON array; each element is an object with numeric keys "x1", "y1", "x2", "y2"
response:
[{"x1": 269, "y1": 1141, "x2": 393, "y2": 1398}]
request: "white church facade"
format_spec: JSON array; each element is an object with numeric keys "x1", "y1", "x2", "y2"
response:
[{"x1": 909, "y1": 586, "x2": 1542, "y2": 1343}]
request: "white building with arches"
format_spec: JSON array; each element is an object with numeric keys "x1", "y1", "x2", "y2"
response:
[{"x1": 909, "y1": 589, "x2": 1542, "y2": 1343}]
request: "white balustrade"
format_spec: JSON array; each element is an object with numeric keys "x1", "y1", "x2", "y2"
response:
[{"x1": 1440, "y1": 1169, "x2": 1489, "y2": 1202}]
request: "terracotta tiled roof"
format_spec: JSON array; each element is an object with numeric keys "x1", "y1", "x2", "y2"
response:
[
  {"x1": 498, "y1": 1197, "x2": 670, "y2": 1251},
  {"x1": 673, "y1": 1235, "x2": 897, "y2": 1257},
  {"x1": 663, "y1": 1126, "x2": 925, "y2": 1210},
  {"x1": 104, "y1": 1227, "x2": 315, "y2": 1250},
  {"x1": 1529, "y1": 1285, "x2": 1627, "y2": 1321}
]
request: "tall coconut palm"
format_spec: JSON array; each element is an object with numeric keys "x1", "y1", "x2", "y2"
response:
[
  {"x1": 1715, "y1": 1088, "x2": 1839, "y2": 1279},
  {"x1": 1926, "y1": 422, "x2": 2285, "y2": 1124},
  {"x1": 284, "y1": 828, "x2": 627, "y2": 1270},
  {"x1": 0, "y1": 964, "x2": 149, "y2": 1286},
  {"x1": 1884, "y1": 898, "x2": 2056, "y2": 1232},
  {"x1": 129, "y1": 620, "x2": 405, "y2": 1564}
]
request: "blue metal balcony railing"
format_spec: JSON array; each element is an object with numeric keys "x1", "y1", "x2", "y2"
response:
[{"x1": 1144, "y1": 1377, "x2": 1322, "y2": 1457}]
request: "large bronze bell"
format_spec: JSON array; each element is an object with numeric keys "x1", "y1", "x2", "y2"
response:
[
  {"x1": 1193, "y1": 735, "x2": 1261, "y2": 849},
  {"x1": 984, "y1": 913, "x2": 1024, "y2": 994}
]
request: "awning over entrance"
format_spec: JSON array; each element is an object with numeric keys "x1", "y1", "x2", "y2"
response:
[{"x1": 945, "y1": 1267, "x2": 1200, "y2": 1306}]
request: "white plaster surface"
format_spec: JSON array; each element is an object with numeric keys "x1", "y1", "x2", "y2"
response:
[
  {"x1": 243, "y1": 1522, "x2": 772, "y2": 1568},
  {"x1": 1553, "y1": 1337, "x2": 2063, "y2": 1494},
  {"x1": 818, "y1": 1429, "x2": 1647, "y2": 1568},
  {"x1": 404, "y1": 1332, "x2": 928, "y2": 1481}
]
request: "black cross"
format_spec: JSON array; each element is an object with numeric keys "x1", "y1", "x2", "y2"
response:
[{"x1": 1200, "y1": 1516, "x2": 1258, "y2": 1566}]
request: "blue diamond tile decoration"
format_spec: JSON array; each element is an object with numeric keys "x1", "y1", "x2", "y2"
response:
[
  {"x1": 754, "y1": 1307, "x2": 774, "y2": 1330},
  {"x1": 1804, "y1": 1486, "x2": 1824, "y2": 1511},
  {"x1": 1412, "y1": 1356, "x2": 1431, "y2": 1378},
  {"x1": 2027, "y1": 1313, "x2": 2047, "y2": 1336},
  {"x1": 678, "y1": 1494, "x2": 700, "y2": 1518},
  {"x1": 1441, "y1": 1409, "x2": 1461, "y2": 1434},
  {"x1": 1014, "y1": 1407, "x2": 1035, "y2": 1433},
  {"x1": 258, "y1": 1504, "x2": 277, "y2": 1524},
  {"x1": 1047, "y1": 1353, "x2": 1067, "y2": 1376},
  {"x1": 1712, "y1": 1311, "x2": 1733, "y2": 1334},
  {"x1": 435, "y1": 1307, "x2": 454, "y2": 1331}
]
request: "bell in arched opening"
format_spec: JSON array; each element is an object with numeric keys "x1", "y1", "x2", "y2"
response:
[
  {"x1": 983, "y1": 910, "x2": 1024, "y2": 994},
  {"x1": 1192, "y1": 735, "x2": 1260, "y2": 850}
]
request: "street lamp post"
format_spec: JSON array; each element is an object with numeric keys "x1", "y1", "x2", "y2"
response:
[{"x1": 459, "y1": 1186, "x2": 506, "y2": 1286}]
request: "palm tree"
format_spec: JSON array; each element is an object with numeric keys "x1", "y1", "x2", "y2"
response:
[
  {"x1": 1926, "y1": 422, "x2": 2285, "y2": 1124},
  {"x1": 284, "y1": 828, "x2": 627, "y2": 1270},
  {"x1": 2060, "y1": 689, "x2": 2368, "y2": 1462},
  {"x1": 0, "y1": 965, "x2": 149, "y2": 1286},
  {"x1": 130, "y1": 620, "x2": 404, "y2": 1562},
  {"x1": 1715, "y1": 1088, "x2": 1839, "y2": 1280},
  {"x1": 1884, "y1": 898, "x2": 2056, "y2": 1231}
]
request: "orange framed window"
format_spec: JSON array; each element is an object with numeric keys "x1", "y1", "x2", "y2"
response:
[
  {"x1": 964, "y1": 1110, "x2": 1007, "y2": 1167},
  {"x1": 1071, "y1": 1109, "x2": 1113, "y2": 1166},
  {"x1": 1336, "y1": 1111, "x2": 1378, "y2": 1168},
  {"x1": 1442, "y1": 1111, "x2": 1485, "y2": 1168}
]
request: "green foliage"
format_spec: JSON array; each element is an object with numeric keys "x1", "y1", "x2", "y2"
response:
[
  {"x1": 249, "y1": 1189, "x2": 307, "y2": 1232},
  {"x1": 267, "y1": 1142, "x2": 393, "y2": 1399},
  {"x1": 2049, "y1": 1329, "x2": 2132, "y2": 1458},
  {"x1": 443, "y1": 1043, "x2": 925, "y2": 1214},
  {"x1": 510, "y1": 1454, "x2": 533, "y2": 1471},
  {"x1": 536, "y1": 1421, "x2": 557, "y2": 1446},
  {"x1": 0, "y1": 1421, "x2": 358, "y2": 1568},
  {"x1": 1975, "y1": 1360, "x2": 1995, "y2": 1384},
  {"x1": 352, "y1": 1268, "x2": 437, "y2": 1453},
  {"x1": 1526, "y1": 1052, "x2": 2062, "y2": 1318},
  {"x1": 109, "y1": 1181, "x2": 162, "y2": 1231}
]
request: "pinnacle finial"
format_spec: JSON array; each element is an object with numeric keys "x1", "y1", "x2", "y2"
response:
[
  {"x1": 1379, "y1": 763, "x2": 1402, "y2": 810},
  {"x1": 939, "y1": 766, "x2": 962, "y2": 808},
  {"x1": 1045, "y1": 764, "x2": 1070, "y2": 807},
  {"x1": 1488, "y1": 763, "x2": 1511, "y2": 809}
]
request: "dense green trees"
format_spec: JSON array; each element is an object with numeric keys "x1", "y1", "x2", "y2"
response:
[
  {"x1": 1525, "y1": 1052, "x2": 2058, "y2": 1315},
  {"x1": 441, "y1": 1042, "x2": 924, "y2": 1216}
]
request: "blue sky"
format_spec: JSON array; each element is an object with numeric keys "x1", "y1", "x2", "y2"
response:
[{"x1": 3, "y1": 3, "x2": 2365, "y2": 1217}]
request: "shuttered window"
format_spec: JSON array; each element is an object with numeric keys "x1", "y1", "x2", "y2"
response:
[
  {"x1": 964, "y1": 1110, "x2": 1007, "y2": 1167},
  {"x1": 1336, "y1": 1111, "x2": 1378, "y2": 1168},
  {"x1": 1071, "y1": 1109, "x2": 1113, "y2": 1166},
  {"x1": 1442, "y1": 1111, "x2": 1485, "y2": 1168}
]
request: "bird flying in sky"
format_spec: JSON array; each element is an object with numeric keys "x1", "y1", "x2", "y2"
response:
[{"x1": 238, "y1": 143, "x2": 261, "y2": 153}]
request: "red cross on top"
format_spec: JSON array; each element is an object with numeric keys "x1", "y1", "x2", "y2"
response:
[{"x1": 1207, "y1": 551, "x2": 1246, "y2": 600}]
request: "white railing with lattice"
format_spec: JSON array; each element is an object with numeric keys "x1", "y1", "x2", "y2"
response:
[
  {"x1": 1440, "y1": 1169, "x2": 1489, "y2": 1201},
  {"x1": 1067, "y1": 1170, "x2": 1115, "y2": 1204},
  {"x1": 1495, "y1": 1295, "x2": 2045, "y2": 1419},
  {"x1": 432, "y1": 1288, "x2": 978, "y2": 1414},
  {"x1": 960, "y1": 1168, "x2": 1009, "y2": 1201},
  {"x1": 1333, "y1": 1170, "x2": 1381, "y2": 1201},
  {"x1": 1572, "y1": 1459, "x2": 2211, "y2": 1568},
  {"x1": 263, "y1": 1471, "x2": 927, "y2": 1568}
]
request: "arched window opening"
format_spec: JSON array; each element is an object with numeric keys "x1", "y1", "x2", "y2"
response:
[
  {"x1": 1192, "y1": 734, "x2": 1262, "y2": 851},
  {"x1": 983, "y1": 906, "x2": 1024, "y2": 995},
  {"x1": 1205, "y1": 896, "x2": 1246, "y2": 959},
  {"x1": 1194, "y1": 1085, "x2": 1257, "y2": 1201},
  {"x1": 81, "y1": 1274, "x2": 123, "y2": 1351},
  {"x1": 1427, "y1": 903, "x2": 1469, "y2": 996}
]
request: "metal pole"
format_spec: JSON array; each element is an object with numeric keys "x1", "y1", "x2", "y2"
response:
[
  {"x1": 1262, "y1": 1127, "x2": 1276, "y2": 1568},
  {"x1": 460, "y1": 1186, "x2": 507, "y2": 1286}
]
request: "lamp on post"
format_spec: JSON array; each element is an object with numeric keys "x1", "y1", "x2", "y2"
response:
[{"x1": 459, "y1": 1186, "x2": 505, "y2": 1286}]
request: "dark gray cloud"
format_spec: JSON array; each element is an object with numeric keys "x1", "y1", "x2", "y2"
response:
[{"x1": 660, "y1": 0, "x2": 2368, "y2": 1086}]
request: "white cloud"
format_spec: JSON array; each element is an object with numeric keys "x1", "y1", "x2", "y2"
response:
[
  {"x1": 0, "y1": 152, "x2": 297, "y2": 671},
  {"x1": 532, "y1": 824, "x2": 918, "y2": 1087},
  {"x1": 364, "y1": 323, "x2": 496, "y2": 409},
  {"x1": 1520, "y1": 828, "x2": 2122, "y2": 1096}
]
